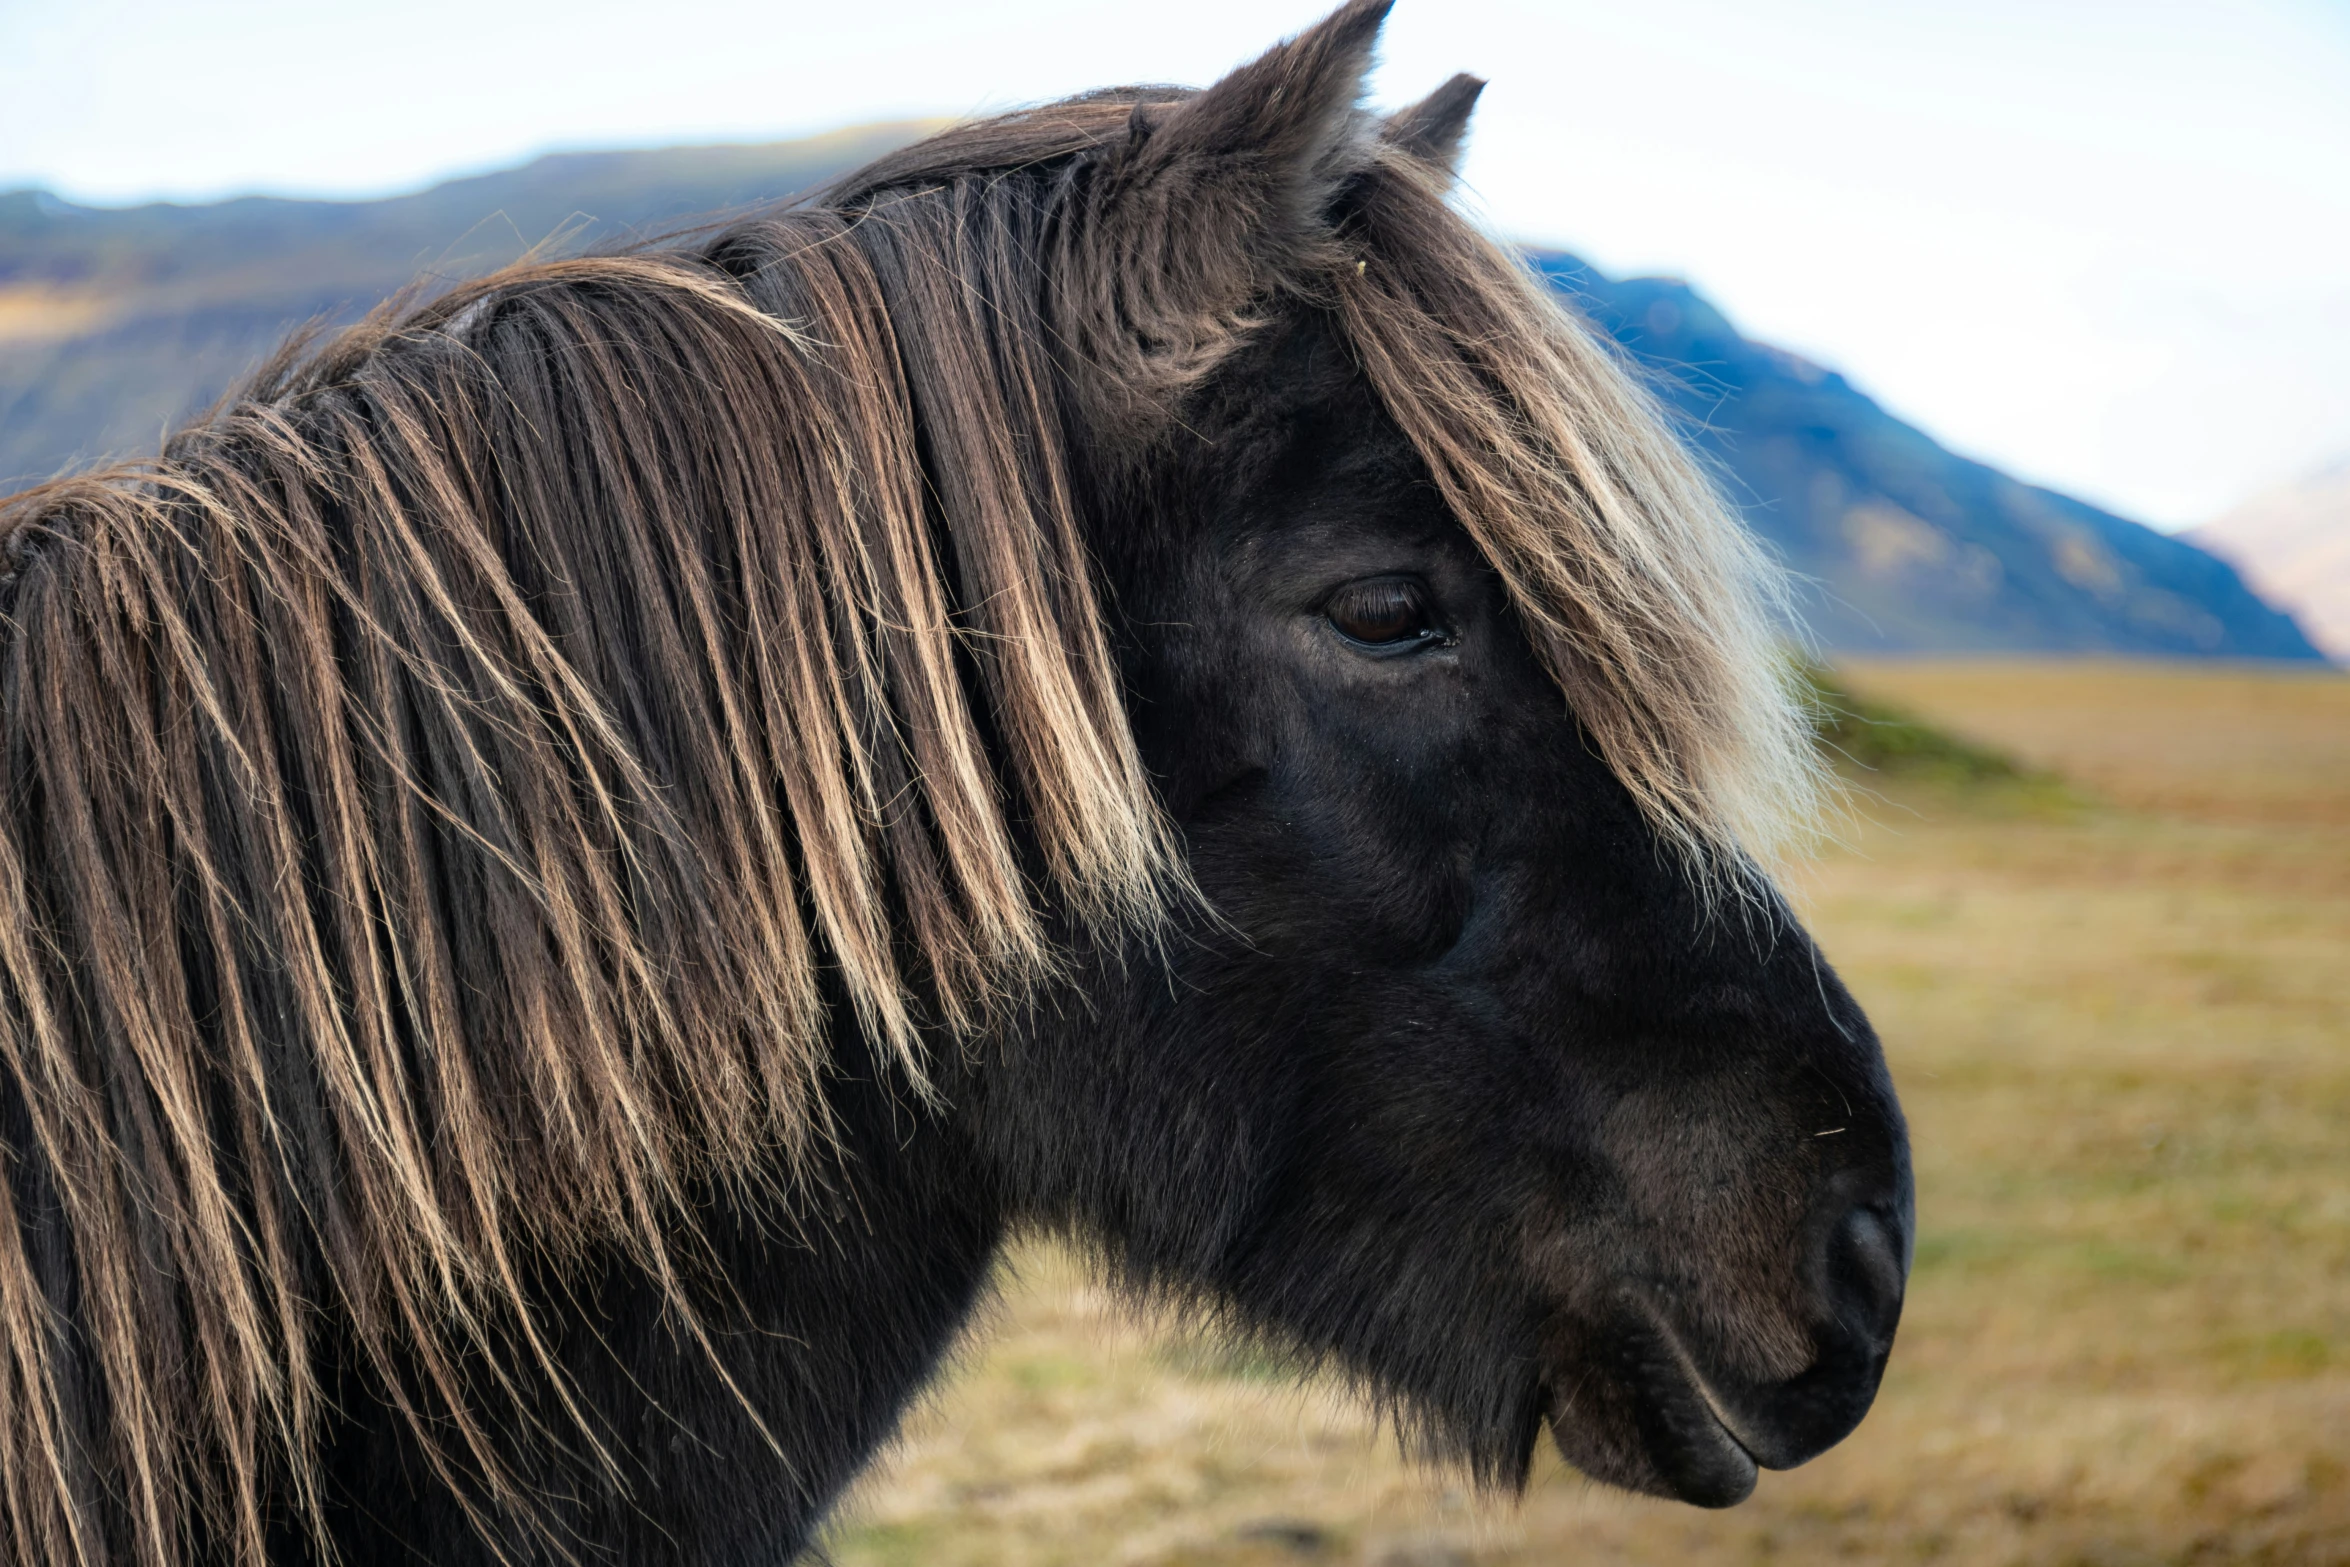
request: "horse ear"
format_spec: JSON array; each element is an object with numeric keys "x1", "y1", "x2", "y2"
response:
[
  {"x1": 1124, "y1": 0, "x2": 1392, "y2": 234},
  {"x1": 1383, "y1": 72, "x2": 1484, "y2": 177},
  {"x1": 1069, "y1": 0, "x2": 1391, "y2": 436}
]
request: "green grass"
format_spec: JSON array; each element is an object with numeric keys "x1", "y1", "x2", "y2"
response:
[{"x1": 1800, "y1": 660, "x2": 2038, "y2": 786}]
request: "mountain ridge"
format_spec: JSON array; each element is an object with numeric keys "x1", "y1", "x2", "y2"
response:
[{"x1": 1532, "y1": 253, "x2": 2320, "y2": 661}]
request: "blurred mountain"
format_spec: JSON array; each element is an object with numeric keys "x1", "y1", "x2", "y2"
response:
[
  {"x1": 0, "y1": 140, "x2": 2320, "y2": 660},
  {"x1": 0, "y1": 124, "x2": 934, "y2": 488},
  {"x1": 1531, "y1": 254, "x2": 2322, "y2": 661},
  {"x1": 2185, "y1": 463, "x2": 2350, "y2": 663}
]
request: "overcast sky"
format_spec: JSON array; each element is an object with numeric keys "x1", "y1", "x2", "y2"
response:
[{"x1": 3, "y1": 0, "x2": 2346, "y2": 530}]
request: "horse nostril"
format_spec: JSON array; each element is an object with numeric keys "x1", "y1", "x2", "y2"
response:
[{"x1": 1826, "y1": 1202, "x2": 1908, "y2": 1349}]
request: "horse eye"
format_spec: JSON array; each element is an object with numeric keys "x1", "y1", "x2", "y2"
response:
[{"x1": 1326, "y1": 578, "x2": 1441, "y2": 649}]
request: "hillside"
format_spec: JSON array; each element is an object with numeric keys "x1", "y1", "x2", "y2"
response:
[
  {"x1": 0, "y1": 136, "x2": 2319, "y2": 659},
  {"x1": 2188, "y1": 463, "x2": 2350, "y2": 662},
  {"x1": 0, "y1": 124, "x2": 933, "y2": 488}
]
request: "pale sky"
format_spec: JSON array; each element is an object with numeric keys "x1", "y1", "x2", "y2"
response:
[{"x1": 3, "y1": 0, "x2": 2346, "y2": 530}]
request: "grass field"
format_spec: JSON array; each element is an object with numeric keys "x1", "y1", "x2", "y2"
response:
[{"x1": 821, "y1": 659, "x2": 2350, "y2": 1567}]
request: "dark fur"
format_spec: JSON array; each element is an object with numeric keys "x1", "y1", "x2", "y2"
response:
[{"x1": 0, "y1": 5, "x2": 1909, "y2": 1562}]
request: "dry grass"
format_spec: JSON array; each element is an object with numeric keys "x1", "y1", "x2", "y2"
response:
[
  {"x1": 1831, "y1": 658, "x2": 2350, "y2": 829},
  {"x1": 821, "y1": 659, "x2": 2350, "y2": 1567}
]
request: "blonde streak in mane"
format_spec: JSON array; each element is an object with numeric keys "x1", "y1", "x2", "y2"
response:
[
  {"x1": 762, "y1": 216, "x2": 1056, "y2": 1020},
  {"x1": 327, "y1": 363, "x2": 820, "y2": 1166},
  {"x1": 751, "y1": 417, "x2": 927, "y2": 1060},
  {"x1": 1494, "y1": 280, "x2": 1819, "y2": 853},
  {"x1": 797, "y1": 384, "x2": 1014, "y2": 1032},
  {"x1": 549, "y1": 338, "x2": 828, "y2": 1120},
  {"x1": 888, "y1": 217, "x2": 1110, "y2": 888},
  {"x1": 146, "y1": 472, "x2": 337, "y2": 1538},
  {"x1": 1339, "y1": 159, "x2": 1826, "y2": 881},
  {"x1": 0, "y1": 1205, "x2": 91, "y2": 1566},
  {"x1": 609, "y1": 260, "x2": 929, "y2": 1066},
  {"x1": 74, "y1": 479, "x2": 325, "y2": 1565},
  {"x1": 517, "y1": 253, "x2": 925, "y2": 1092},
  {"x1": 273, "y1": 429, "x2": 590, "y2": 1284},
  {"x1": 2, "y1": 495, "x2": 248, "y2": 1562},
  {"x1": 877, "y1": 198, "x2": 1183, "y2": 940},
  {"x1": 350, "y1": 275, "x2": 838, "y2": 1341},
  {"x1": 0, "y1": 714, "x2": 122, "y2": 1567},
  {"x1": 421, "y1": 333, "x2": 829, "y2": 1179},
  {"x1": 985, "y1": 247, "x2": 1186, "y2": 938},
  {"x1": 58, "y1": 501, "x2": 317, "y2": 1558}
]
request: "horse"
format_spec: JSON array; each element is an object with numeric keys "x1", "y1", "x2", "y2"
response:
[{"x1": 0, "y1": 3, "x2": 1911, "y2": 1561}]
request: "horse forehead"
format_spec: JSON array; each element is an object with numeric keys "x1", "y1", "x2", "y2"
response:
[
  {"x1": 1176, "y1": 305, "x2": 1357, "y2": 430},
  {"x1": 1176, "y1": 333, "x2": 1421, "y2": 505}
]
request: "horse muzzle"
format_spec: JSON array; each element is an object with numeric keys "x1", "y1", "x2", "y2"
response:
[{"x1": 1539, "y1": 1171, "x2": 1912, "y2": 1507}]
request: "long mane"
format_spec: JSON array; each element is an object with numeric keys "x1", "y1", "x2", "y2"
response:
[{"x1": 0, "y1": 96, "x2": 1818, "y2": 1565}]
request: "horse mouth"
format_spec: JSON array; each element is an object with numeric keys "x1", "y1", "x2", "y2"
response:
[
  {"x1": 1534, "y1": 1308, "x2": 1765, "y2": 1509},
  {"x1": 1542, "y1": 1369, "x2": 1759, "y2": 1508},
  {"x1": 1534, "y1": 1279, "x2": 1900, "y2": 1509}
]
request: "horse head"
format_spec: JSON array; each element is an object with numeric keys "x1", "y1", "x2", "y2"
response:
[{"x1": 912, "y1": 0, "x2": 1914, "y2": 1508}]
